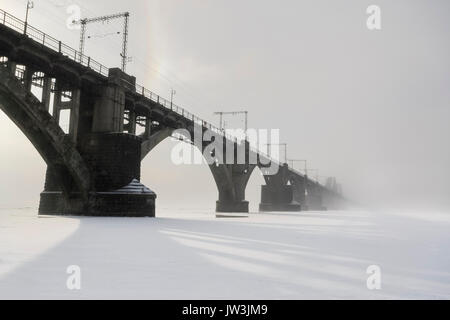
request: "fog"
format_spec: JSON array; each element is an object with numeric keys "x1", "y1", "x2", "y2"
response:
[{"x1": 0, "y1": 0, "x2": 449, "y2": 211}]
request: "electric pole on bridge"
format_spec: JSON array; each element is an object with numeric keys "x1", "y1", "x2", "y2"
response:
[
  {"x1": 24, "y1": 0, "x2": 34, "y2": 35},
  {"x1": 73, "y1": 12, "x2": 130, "y2": 72},
  {"x1": 170, "y1": 89, "x2": 176, "y2": 109}
]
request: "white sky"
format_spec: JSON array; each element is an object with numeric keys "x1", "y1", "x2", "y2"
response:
[{"x1": 0, "y1": 0, "x2": 449, "y2": 211}]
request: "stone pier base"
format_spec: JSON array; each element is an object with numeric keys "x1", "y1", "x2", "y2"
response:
[
  {"x1": 216, "y1": 200, "x2": 249, "y2": 213},
  {"x1": 259, "y1": 202, "x2": 301, "y2": 212},
  {"x1": 39, "y1": 180, "x2": 156, "y2": 217},
  {"x1": 259, "y1": 185, "x2": 302, "y2": 212}
]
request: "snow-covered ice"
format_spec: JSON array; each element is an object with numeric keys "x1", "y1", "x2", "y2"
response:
[{"x1": 0, "y1": 207, "x2": 449, "y2": 299}]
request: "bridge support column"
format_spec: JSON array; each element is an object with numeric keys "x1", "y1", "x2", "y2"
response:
[
  {"x1": 52, "y1": 80, "x2": 62, "y2": 124},
  {"x1": 41, "y1": 76, "x2": 52, "y2": 111},
  {"x1": 259, "y1": 164, "x2": 301, "y2": 212},
  {"x1": 128, "y1": 109, "x2": 137, "y2": 135},
  {"x1": 259, "y1": 185, "x2": 301, "y2": 212},
  {"x1": 212, "y1": 164, "x2": 254, "y2": 213},
  {"x1": 91, "y1": 68, "x2": 134, "y2": 133},
  {"x1": 216, "y1": 200, "x2": 249, "y2": 213},
  {"x1": 39, "y1": 69, "x2": 156, "y2": 217},
  {"x1": 144, "y1": 116, "x2": 151, "y2": 139},
  {"x1": 23, "y1": 66, "x2": 34, "y2": 92},
  {"x1": 39, "y1": 133, "x2": 156, "y2": 217}
]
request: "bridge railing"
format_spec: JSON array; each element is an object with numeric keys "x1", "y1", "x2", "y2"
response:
[{"x1": 0, "y1": 9, "x2": 109, "y2": 77}]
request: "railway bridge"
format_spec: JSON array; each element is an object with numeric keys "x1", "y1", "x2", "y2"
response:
[{"x1": 0, "y1": 9, "x2": 345, "y2": 216}]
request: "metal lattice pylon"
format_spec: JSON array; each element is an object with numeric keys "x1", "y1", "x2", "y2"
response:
[{"x1": 74, "y1": 12, "x2": 130, "y2": 72}]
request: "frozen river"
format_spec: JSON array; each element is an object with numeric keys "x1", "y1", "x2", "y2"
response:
[{"x1": 0, "y1": 207, "x2": 449, "y2": 299}]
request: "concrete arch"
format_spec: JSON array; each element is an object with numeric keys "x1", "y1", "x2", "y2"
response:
[
  {"x1": 140, "y1": 126, "x2": 257, "y2": 212},
  {"x1": 0, "y1": 65, "x2": 91, "y2": 198},
  {"x1": 140, "y1": 125, "x2": 241, "y2": 190},
  {"x1": 140, "y1": 127, "x2": 175, "y2": 161}
]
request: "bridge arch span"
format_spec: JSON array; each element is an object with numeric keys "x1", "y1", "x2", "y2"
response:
[
  {"x1": 0, "y1": 65, "x2": 91, "y2": 198},
  {"x1": 140, "y1": 126, "x2": 257, "y2": 212}
]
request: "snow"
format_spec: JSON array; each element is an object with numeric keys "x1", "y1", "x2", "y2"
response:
[{"x1": 0, "y1": 207, "x2": 449, "y2": 299}]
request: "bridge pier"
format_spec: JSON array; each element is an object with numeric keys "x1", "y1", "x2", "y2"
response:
[
  {"x1": 259, "y1": 164, "x2": 301, "y2": 212},
  {"x1": 38, "y1": 68, "x2": 157, "y2": 217},
  {"x1": 216, "y1": 200, "x2": 249, "y2": 213},
  {"x1": 212, "y1": 164, "x2": 254, "y2": 213},
  {"x1": 39, "y1": 132, "x2": 156, "y2": 217},
  {"x1": 259, "y1": 185, "x2": 301, "y2": 212}
]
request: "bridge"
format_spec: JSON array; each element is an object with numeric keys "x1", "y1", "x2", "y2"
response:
[{"x1": 0, "y1": 9, "x2": 346, "y2": 217}]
